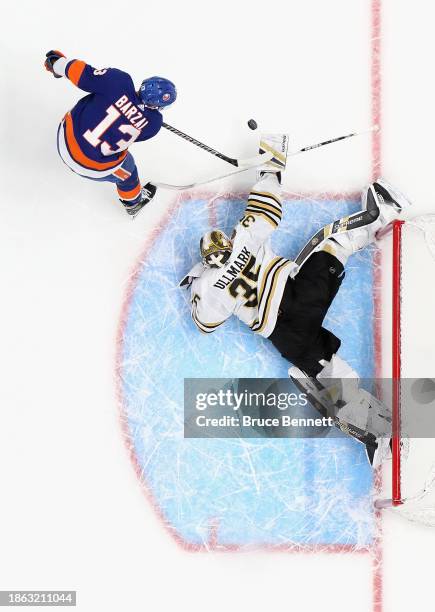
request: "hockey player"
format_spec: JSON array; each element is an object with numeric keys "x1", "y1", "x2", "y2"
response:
[
  {"x1": 44, "y1": 50, "x2": 176, "y2": 217},
  {"x1": 180, "y1": 139, "x2": 410, "y2": 464}
]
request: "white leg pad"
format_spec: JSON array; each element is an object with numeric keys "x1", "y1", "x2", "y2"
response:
[
  {"x1": 317, "y1": 354, "x2": 359, "y2": 379},
  {"x1": 317, "y1": 355, "x2": 360, "y2": 404},
  {"x1": 322, "y1": 223, "x2": 379, "y2": 265},
  {"x1": 336, "y1": 389, "x2": 391, "y2": 437},
  {"x1": 318, "y1": 355, "x2": 391, "y2": 437}
]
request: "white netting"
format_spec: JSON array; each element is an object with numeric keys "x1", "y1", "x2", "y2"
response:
[
  {"x1": 393, "y1": 454, "x2": 435, "y2": 527},
  {"x1": 406, "y1": 214, "x2": 435, "y2": 262}
]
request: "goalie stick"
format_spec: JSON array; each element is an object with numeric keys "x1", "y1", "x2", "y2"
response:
[
  {"x1": 154, "y1": 125, "x2": 378, "y2": 191},
  {"x1": 293, "y1": 207, "x2": 379, "y2": 269}
]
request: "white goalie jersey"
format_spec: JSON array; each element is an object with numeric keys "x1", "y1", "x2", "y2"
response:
[{"x1": 183, "y1": 174, "x2": 297, "y2": 338}]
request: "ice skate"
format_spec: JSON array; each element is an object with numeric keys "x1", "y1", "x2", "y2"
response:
[
  {"x1": 122, "y1": 183, "x2": 157, "y2": 219},
  {"x1": 363, "y1": 178, "x2": 412, "y2": 228}
]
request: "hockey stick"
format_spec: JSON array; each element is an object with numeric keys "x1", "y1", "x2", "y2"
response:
[
  {"x1": 295, "y1": 125, "x2": 378, "y2": 153},
  {"x1": 293, "y1": 207, "x2": 378, "y2": 269},
  {"x1": 153, "y1": 161, "x2": 267, "y2": 191},
  {"x1": 162, "y1": 122, "x2": 272, "y2": 167},
  {"x1": 154, "y1": 125, "x2": 378, "y2": 191}
]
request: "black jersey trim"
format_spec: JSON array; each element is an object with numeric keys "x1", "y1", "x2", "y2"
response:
[
  {"x1": 246, "y1": 203, "x2": 282, "y2": 224},
  {"x1": 247, "y1": 197, "x2": 282, "y2": 218},
  {"x1": 249, "y1": 190, "x2": 282, "y2": 208},
  {"x1": 251, "y1": 258, "x2": 291, "y2": 333}
]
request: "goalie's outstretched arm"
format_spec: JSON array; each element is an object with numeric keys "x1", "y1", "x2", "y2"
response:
[{"x1": 236, "y1": 172, "x2": 283, "y2": 245}]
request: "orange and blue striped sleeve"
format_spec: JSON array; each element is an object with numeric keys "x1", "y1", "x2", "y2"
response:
[{"x1": 54, "y1": 57, "x2": 132, "y2": 95}]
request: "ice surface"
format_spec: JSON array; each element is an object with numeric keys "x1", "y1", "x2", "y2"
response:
[{"x1": 119, "y1": 190, "x2": 377, "y2": 549}]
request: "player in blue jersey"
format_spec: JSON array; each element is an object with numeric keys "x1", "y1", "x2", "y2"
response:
[{"x1": 44, "y1": 50, "x2": 176, "y2": 217}]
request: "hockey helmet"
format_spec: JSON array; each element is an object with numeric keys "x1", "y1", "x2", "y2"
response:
[
  {"x1": 139, "y1": 76, "x2": 177, "y2": 108},
  {"x1": 200, "y1": 230, "x2": 233, "y2": 268}
]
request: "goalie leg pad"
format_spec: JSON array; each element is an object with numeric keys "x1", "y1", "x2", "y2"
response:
[
  {"x1": 322, "y1": 230, "x2": 376, "y2": 265},
  {"x1": 289, "y1": 366, "x2": 380, "y2": 457},
  {"x1": 289, "y1": 358, "x2": 391, "y2": 464},
  {"x1": 335, "y1": 388, "x2": 391, "y2": 437},
  {"x1": 317, "y1": 354, "x2": 391, "y2": 436},
  {"x1": 295, "y1": 179, "x2": 412, "y2": 269},
  {"x1": 316, "y1": 354, "x2": 360, "y2": 405}
]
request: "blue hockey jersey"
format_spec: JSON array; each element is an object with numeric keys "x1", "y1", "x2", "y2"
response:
[{"x1": 54, "y1": 57, "x2": 163, "y2": 172}]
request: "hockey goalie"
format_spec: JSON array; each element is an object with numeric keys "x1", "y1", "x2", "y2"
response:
[{"x1": 180, "y1": 135, "x2": 411, "y2": 465}]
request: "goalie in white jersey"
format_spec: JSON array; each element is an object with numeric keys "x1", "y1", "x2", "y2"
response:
[
  {"x1": 181, "y1": 150, "x2": 409, "y2": 377},
  {"x1": 181, "y1": 134, "x2": 411, "y2": 464},
  {"x1": 188, "y1": 172, "x2": 293, "y2": 339}
]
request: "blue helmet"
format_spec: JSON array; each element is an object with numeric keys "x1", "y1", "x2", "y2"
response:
[{"x1": 139, "y1": 76, "x2": 177, "y2": 108}]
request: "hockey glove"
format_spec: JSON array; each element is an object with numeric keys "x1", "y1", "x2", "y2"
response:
[{"x1": 44, "y1": 50, "x2": 65, "y2": 78}]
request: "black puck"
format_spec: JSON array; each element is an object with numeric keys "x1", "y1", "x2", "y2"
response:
[{"x1": 247, "y1": 119, "x2": 258, "y2": 130}]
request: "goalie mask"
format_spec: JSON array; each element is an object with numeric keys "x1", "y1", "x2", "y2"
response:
[{"x1": 200, "y1": 230, "x2": 233, "y2": 268}]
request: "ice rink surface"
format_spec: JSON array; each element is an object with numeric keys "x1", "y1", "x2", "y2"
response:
[
  {"x1": 1, "y1": 1, "x2": 435, "y2": 610},
  {"x1": 120, "y1": 193, "x2": 375, "y2": 549}
]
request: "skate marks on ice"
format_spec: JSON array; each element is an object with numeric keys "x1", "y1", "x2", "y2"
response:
[{"x1": 117, "y1": 191, "x2": 377, "y2": 550}]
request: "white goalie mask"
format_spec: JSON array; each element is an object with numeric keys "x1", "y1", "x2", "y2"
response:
[{"x1": 200, "y1": 230, "x2": 233, "y2": 268}]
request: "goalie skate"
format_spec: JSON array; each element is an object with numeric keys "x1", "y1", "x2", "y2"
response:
[{"x1": 368, "y1": 178, "x2": 412, "y2": 227}]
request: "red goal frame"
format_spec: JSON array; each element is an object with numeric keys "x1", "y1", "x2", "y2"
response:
[
  {"x1": 392, "y1": 220, "x2": 405, "y2": 506},
  {"x1": 375, "y1": 219, "x2": 404, "y2": 509},
  {"x1": 378, "y1": 217, "x2": 435, "y2": 518}
]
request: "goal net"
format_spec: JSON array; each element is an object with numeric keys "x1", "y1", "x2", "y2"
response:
[{"x1": 376, "y1": 217, "x2": 435, "y2": 526}]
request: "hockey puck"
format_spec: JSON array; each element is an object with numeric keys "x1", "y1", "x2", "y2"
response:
[{"x1": 247, "y1": 119, "x2": 258, "y2": 130}]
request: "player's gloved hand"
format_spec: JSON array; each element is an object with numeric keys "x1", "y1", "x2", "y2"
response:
[{"x1": 44, "y1": 50, "x2": 65, "y2": 78}]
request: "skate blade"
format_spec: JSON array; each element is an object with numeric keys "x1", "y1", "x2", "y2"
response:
[{"x1": 130, "y1": 198, "x2": 152, "y2": 220}]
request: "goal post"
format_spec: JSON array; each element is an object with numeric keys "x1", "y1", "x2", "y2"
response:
[
  {"x1": 376, "y1": 216, "x2": 435, "y2": 524},
  {"x1": 392, "y1": 220, "x2": 404, "y2": 507}
]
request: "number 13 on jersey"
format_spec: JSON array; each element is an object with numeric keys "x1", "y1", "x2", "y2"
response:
[{"x1": 83, "y1": 105, "x2": 141, "y2": 155}]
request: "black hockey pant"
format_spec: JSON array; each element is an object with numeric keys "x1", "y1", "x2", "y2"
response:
[{"x1": 268, "y1": 251, "x2": 345, "y2": 377}]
